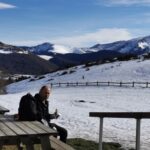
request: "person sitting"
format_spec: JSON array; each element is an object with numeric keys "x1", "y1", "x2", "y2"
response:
[{"x1": 18, "y1": 85, "x2": 68, "y2": 143}]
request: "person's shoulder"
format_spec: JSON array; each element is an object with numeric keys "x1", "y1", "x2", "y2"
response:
[
  {"x1": 34, "y1": 93, "x2": 41, "y2": 101},
  {"x1": 34, "y1": 93, "x2": 39, "y2": 98}
]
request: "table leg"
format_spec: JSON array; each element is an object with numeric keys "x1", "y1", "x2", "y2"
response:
[
  {"x1": 21, "y1": 138, "x2": 34, "y2": 150},
  {"x1": 40, "y1": 135, "x2": 52, "y2": 150},
  {"x1": 0, "y1": 142, "x2": 3, "y2": 150},
  {"x1": 99, "y1": 117, "x2": 103, "y2": 150},
  {"x1": 136, "y1": 119, "x2": 141, "y2": 150}
]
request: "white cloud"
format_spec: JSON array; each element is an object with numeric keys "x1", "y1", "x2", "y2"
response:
[
  {"x1": 97, "y1": 0, "x2": 150, "y2": 6},
  {"x1": 0, "y1": 2, "x2": 16, "y2": 9},
  {"x1": 51, "y1": 28, "x2": 132, "y2": 47},
  {"x1": 8, "y1": 28, "x2": 133, "y2": 47}
]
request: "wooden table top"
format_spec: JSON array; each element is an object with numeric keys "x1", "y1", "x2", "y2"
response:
[{"x1": 0, "y1": 121, "x2": 57, "y2": 138}]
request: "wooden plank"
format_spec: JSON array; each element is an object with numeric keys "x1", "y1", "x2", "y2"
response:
[
  {"x1": 14, "y1": 122, "x2": 37, "y2": 135},
  {"x1": 22, "y1": 121, "x2": 48, "y2": 135},
  {"x1": 50, "y1": 136, "x2": 75, "y2": 150},
  {"x1": 0, "y1": 122, "x2": 16, "y2": 136},
  {"x1": 0, "y1": 127, "x2": 6, "y2": 137},
  {"x1": 4, "y1": 122, "x2": 26, "y2": 135},
  {"x1": 32, "y1": 121, "x2": 57, "y2": 136},
  {"x1": 89, "y1": 112, "x2": 150, "y2": 119}
]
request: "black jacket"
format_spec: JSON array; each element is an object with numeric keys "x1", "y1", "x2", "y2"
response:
[{"x1": 34, "y1": 93, "x2": 56, "y2": 122}]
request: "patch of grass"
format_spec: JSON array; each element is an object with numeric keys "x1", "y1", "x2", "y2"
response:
[
  {"x1": 67, "y1": 138, "x2": 123, "y2": 150},
  {"x1": 1, "y1": 145, "x2": 41, "y2": 150}
]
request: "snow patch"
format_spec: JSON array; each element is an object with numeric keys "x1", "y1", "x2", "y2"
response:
[
  {"x1": 52, "y1": 45, "x2": 70, "y2": 54},
  {"x1": 38, "y1": 55, "x2": 53, "y2": 60},
  {"x1": 138, "y1": 42, "x2": 149, "y2": 49},
  {"x1": 0, "y1": 49, "x2": 12, "y2": 54}
]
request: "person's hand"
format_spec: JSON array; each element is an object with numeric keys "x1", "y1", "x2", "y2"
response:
[{"x1": 54, "y1": 109, "x2": 60, "y2": 119}]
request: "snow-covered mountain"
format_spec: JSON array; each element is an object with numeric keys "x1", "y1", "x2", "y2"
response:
[
  {"x1": 1, "y1": 35, "x2": 150, "y2": 74},
  {"x1": 1, "y1": 35, "x2": 150, "y2": 56},
  {"x1": 91, "y1": 35, "x2": 150, "y2": 55},
  {"x1": 20, "y1": 42, "x2": 93, "y2": 55},
  {"x1": 0, "y1": 41, "x2": 26, "y2": 54},
  {"x1": 0, "y1": 42, "x2": 59, "y2": 74},
  {"x1": 20, "y1": 42, "x2": 71, "y2": 55},
  {"x1": 23, "y1": 35, "x2": 150, "y2": 56}
]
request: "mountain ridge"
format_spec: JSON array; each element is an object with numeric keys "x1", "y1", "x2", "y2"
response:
[
  {"x1": 1, "y1": 35, "x2": 150, "y2": 55},
  {"x1": 1, "y1": 34, "x2": 150, "y2": 74}
]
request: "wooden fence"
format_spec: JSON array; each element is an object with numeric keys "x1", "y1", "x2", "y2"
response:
[{"x1": 50, "y1": 81, "x2": 150, "y2": 88}]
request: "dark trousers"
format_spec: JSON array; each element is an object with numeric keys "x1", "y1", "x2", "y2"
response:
[{"x1": 49, "y1": 123, "x2": 68, "y2": 143}]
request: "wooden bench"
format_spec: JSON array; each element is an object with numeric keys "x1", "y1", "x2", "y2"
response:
[{"x1": 89, "y1": 112, "x2": 150, "y2": 150}]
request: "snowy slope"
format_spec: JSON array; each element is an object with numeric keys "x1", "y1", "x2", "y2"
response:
[
  {"x1": 3, "y1": 59, "x2": 150, "y2": 150},
  {"x1": 7, "y1": 59, "x2": 150, "y2": 93}
]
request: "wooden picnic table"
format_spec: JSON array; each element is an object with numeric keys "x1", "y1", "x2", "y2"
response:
[
  {"x1": 0, "y1": 105, "x2": 9, "y2": 114},
  {"x1": 0, "y1": 121, "x2": 57, "y2": 150}
]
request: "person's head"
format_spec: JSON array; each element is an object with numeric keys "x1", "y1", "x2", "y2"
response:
[{"x1": 39, "y1": 85, "x2": 51, "y2": 101}]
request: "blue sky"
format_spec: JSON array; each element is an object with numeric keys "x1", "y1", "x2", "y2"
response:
[{"x1": 0, "y1": 0, "x2": 150, "y2": 47}]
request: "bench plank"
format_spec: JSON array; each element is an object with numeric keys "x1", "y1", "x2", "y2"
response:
[
  {"x1": 89, "y1": 112, "x2": 150, "y2": 119},
  {"x1": 50, "y1": 136, "x2": 75, "y2": 150},
  {"x1": 0, "y1": 128, "x2": 6, "y2": 137}
]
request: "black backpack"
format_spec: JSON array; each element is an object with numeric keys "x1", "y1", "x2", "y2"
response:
[{"x1": 18, "y1": 93, "x2": 37, "y2": 121}]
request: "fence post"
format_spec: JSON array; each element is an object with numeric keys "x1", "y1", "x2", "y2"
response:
[
  {"x1": 146, "y1": 82, "x2": 148, "y2": 88},
  {"x1": 97, "y1": 81, "x2": 99, "y2": 86},
  {"x1": 108, "y1": 82, "x2": 110, "y2": 86},
  {"x1": 50, "y1": 83, "x2": 53, "y2": 88},
  {"x1": 120, "y1": 82, "x2": 122, "y2": 87},
  {"x1": 132, "y1": 82, "x2": 135, "y2": 87}
]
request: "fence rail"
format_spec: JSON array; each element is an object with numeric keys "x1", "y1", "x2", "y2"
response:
[{"x1": 50, "y1": 81, "x2": 150, "y2": 88}]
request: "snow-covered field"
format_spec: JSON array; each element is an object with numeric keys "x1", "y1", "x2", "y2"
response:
[{"x1": 1, "y1": 59, "x2": 150, "y2": 149}]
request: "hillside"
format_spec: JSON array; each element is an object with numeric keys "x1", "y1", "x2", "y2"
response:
[
  {"x1": 0, "y1": 53, "x2": 58, "y2": 75},
  {"x1": 6, "y1": 58, "x2": 150, "y2": 93}
]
